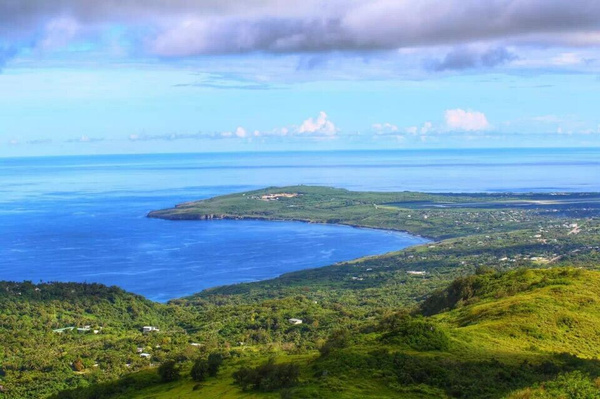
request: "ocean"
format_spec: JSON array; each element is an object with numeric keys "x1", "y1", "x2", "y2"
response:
[{"x1": 0, "y1": 148, "x2": 598, "y2": 301}]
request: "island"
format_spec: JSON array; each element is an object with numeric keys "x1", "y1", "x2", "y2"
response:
[{"x1": 2, "y1": 186, "x2": 600, "y2": 399}]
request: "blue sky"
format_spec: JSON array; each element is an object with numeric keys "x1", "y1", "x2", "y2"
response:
[{"x1": 1, "y1": 0, "x2": 600, "y2": 157}]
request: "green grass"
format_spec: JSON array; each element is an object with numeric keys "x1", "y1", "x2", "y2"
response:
[{"x1": 434, "y1": 268, "x2": 600, "y2": 359}]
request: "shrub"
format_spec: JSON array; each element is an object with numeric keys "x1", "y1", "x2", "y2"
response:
[
  {"x1": 379, "y1": 313, "x2": 449, "y2": 351},
  {"x1": 157, "y1": 360, "x2": 180, "y2": 382},
  {"x1": 233, "y1": 359, "x2": 300, "y2": 392},
  {"x1": 190, "y1": 359, "x2": 209, "y2": 382},
  {"x1": 319, "y1": 329, "x2": 351, "y2": 356},
  {"x1": 207, "y1": 353, "x2": 224, "y2": 377},
  {"x1": 540, "y1": 371, "x2": 600, "y2": 398}
]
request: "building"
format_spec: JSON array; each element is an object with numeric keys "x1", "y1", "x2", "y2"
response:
[
  {"x1": 140, "y1": 353, "x2": 151, "y2": 358},
  {"x1": 142, "y1": 326, "x2": 159, "y2": 333},
  {"x1": 407, "y1": 271, "x2": 426, "y2": 276},
  {"x1": 288, "y1": 318, "x2": 303, "y2": 325},
  {"x1": 52, "y1": 326, "x2": 75, "y2": 333}
]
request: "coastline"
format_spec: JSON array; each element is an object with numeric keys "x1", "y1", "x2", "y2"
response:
[
  {"x1": 146, "y1": 214, "x2": 433, "y2": 302},
  {"x1": 147, "y1": 211, "x2": 437, "y2": 243}
]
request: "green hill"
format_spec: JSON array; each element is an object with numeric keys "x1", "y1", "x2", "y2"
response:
[
  {"x1": 426, "y1": 267, "x2": 600, "y2": 358},
  {"x1": 50, "y1": 268, "x2": 600, "y2": 399}
]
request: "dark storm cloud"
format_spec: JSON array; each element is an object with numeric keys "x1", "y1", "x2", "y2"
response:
[
  {"x1": 1, "y1": 0, "x2": 600, "y2": 56},
  {"x1": 428, "y1": 47, "x2": 518, "y2": 71}
]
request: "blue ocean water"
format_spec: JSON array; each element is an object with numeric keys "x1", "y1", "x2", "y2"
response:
[{"x1": 0, "y1": 148, "x2": 598, "y2": 301}]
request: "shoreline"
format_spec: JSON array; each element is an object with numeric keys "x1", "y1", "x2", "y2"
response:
[
  {"x1": 1, "y1": 218, "x2": 430, "y2": 304},
  {"x1": 144, "y1": 211, "x2": 435, "y2": 302},
  {"x1": 148, "y1": 211, "x2": 437, "y2": 242}
]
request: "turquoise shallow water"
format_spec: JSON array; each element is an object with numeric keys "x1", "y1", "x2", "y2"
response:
[{"x1": 0, "y1": 148, "x2": 598, "y2": 301}]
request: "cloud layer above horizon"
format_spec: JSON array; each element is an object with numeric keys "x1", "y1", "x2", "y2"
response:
[
  {"x1": 2, "y1": 0, "x2": 600, "y2": 60},
  {"x1": 1, "y1": 0, "x2": 600, "y2": 156}
]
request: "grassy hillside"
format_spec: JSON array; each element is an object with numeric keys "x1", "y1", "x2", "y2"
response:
[
  {"x1": 429, "y1": 268, "x2": 600, "y2": 357},
  {"x1": 53, "y1": 268, "x2": 600, "y2": 399}
]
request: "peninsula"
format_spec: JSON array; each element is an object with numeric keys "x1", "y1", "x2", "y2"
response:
[{"x1": 148, "y1": 185, "x2": 600, "y2": 240}]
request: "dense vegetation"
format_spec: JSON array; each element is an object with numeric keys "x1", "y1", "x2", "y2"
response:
[
  {"x1": 41, "y1": 268, "x2": 600, "y2": 399},
  {"x1": 2, "y1": 186, "x2": 600, "y2": 398}
]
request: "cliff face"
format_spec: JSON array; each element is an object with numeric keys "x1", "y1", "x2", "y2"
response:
[
  {"x1": 147, "y1": 211, "x2": 252, "y2": 221},
  {"x1": 147, "y1": 211, "x2": 226, "y2": 220}
]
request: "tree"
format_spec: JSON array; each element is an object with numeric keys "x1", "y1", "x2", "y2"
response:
[
  {"x1": 207, "y1": 353, "x2": 224, "y2": 377},
  {"x1": 232, "y1": 359, "x2": 299, "y2": 392},
  {"x1": 319, "y1": 329, "x2": 350, "y2": 356},
  {"x1": 233, "y1": 366, "x2": 255, "y2": 391},
  {"x1": 190, "y1": 359, "x2": 209, "y2": 382},
  {"x1": 158, "y1": 360, "x2": 180, "y2": 382}
]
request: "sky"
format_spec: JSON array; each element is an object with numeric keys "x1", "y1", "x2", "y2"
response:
[{"x1": 1, "y1": 0, "x2": 600, "y2": 157}]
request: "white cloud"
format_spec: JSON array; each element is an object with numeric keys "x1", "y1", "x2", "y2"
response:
[
  {"x1": 372, "y1": 122, "x2": 398, "y2": 134},
  {"x1": 371, "y1": 121, "x2": 434, "y2": 139},
  {"x1": 551, "y1": 52, "x2": 584, "y2": 66},
  {"x1": 420, "y1": 121, "x2": 433, "y2": 134},
  {"x1": 225, "y1": 112, "x2": 339, "y2": 139},
  {"x1": 297, "y1": 111, "x2": 338, "y2": 136},
  {"x1": 126, "y1": 113, "x2": 339, "y2": 143},
  {"x1": 403, "y1": 121, "x2": 433, "y2": 135},
  {"x1": 375, "y1": 111, "x2": 488, "y2": 139},
  {"x1": 66, "y1": 135, "x2": 104, "y2": 143},
  {"x1": 444, "y1": 109, "x2": 490, "y2": 131},
  {"x1": 234, "y1": 126, "x2": 247, "y2": 138}
]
